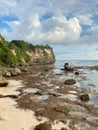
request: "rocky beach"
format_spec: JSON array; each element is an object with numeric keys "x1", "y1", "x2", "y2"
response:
[
  {"x1": 1, "y1": 0, "x2": 98, "y2": 129},
  {"x1": 0, "y1": 62, "x2": 98, "y2": 130}
]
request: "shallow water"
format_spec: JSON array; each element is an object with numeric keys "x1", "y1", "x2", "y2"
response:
[
  {"x1": 89, "y1": 94, "x2": 98, "y2": 103},
  {"x1": 53, "y1": 60, "x2": 98, "y2": 106},
  {"x1": 24, "y1": 88, "x2": 41, "y2": 93}
]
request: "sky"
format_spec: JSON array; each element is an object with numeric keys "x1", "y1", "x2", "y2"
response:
[{"x1": 0, "y1": 0, "x2": 98, "y2": 60}]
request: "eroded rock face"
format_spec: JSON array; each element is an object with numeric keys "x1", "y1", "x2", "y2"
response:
[
  {"x1": 0, "y1": 75, "x2": 9, "y2": 87},
  {"x1": 34, "y1": 122, "x2": 52, "y2": 130},
  {"x1": 80, "y1": 94, "x2": 90, "y2": 102},
  {"x1": 64, "y1": 79, "x2": 76, "y2": 85}
]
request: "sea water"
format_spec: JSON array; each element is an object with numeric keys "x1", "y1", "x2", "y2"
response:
[
  {"x1": 55, "y1": 60, "x2": 98, "y2": 69},
  {"x1": 53, "y1": 60, "x2": 98, "y2": 103}
]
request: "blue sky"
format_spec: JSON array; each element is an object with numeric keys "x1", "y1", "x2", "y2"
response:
[{"x1": 0, "y1": 0, "x2": 98, "y2": 60}]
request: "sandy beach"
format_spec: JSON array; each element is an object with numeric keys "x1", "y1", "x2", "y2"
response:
[{"x1": 0, "y1": 80, "x2": 49, "y2": 130}]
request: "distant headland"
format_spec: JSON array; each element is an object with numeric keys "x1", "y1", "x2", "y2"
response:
[{"x1": 0, "y1": 34, "x2": 55, "y2": 66}]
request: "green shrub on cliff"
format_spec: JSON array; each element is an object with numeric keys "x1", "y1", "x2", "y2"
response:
[
  {"x1": 0, "y1": 46, "x2": 17, "y2": 66},
  {"x1": 0, "y1": 34, "x2": 55, "y2": 66},
  {"x1": 9, "y1": 40, "x2": 31, "y2": 62}
]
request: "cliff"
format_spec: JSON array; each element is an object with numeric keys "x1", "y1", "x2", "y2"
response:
[{"x1": 0, "y1": 35, "x2": 55, "y2": 66}]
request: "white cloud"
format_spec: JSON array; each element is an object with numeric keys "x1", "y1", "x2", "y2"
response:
[
  {"x1": 40, "y1": 16, "x2": 81, "y2": 43},
  {"x1": 79, "y1": 25, "x2": 98, "y2": 44},
  {"x1": 0, "y1": 0, "x2": 98, "y2": 46},
  {"x1": 0, "y1": 0, "x2": 18, "y2": 16},
  {"x1": 2, "y1": 15, "x2": 81, "y2": 44},
  {"x1": 77, "y1": 14, "x2": 93, "y2": 25}
]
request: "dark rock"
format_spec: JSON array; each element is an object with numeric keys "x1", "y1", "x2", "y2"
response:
[
  {"x1": 18, "y1": 62, "x2": 26, "y2": 67},
  {"x1": 10, "y1": 64, "x2": 16, "y2": 68},
  {"x1": 61, "y1": 128, "x2": 68, "y2": 130},
  {"x1": 34, "y1": 122, "x2": 51, "y2": 130},
  {"x1": 80, "y1": 94, "x2": 90, "y2": 102},
  {"x1": 75, "y1": 72, "x2": 79, "y2": 75},
  {"x1": 34, "y1": 91, "x2": 43, "y2": 95},
  {"x1": 64, "y1": 63, "x2": 74, "y2": 71},
  {"x1": 64, "y1": 79, "x2": 76, "y2": 85},
  {"x1": 64, "y1": 66, "x2": 74, "y2": 71},
  {"x1": 48, "y1": 92, "x2": 61, "y2": 97},
  {"x1": 64, "y1": 63, "x2": 69, "y2": 68},
  {"x1": 5, "y1": 95, "x2": 18, "y2": 99}
]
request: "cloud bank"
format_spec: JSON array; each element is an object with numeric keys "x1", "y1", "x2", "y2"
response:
[{"x1": 0, "y1": 0, "x2": 98, "y2": 46}]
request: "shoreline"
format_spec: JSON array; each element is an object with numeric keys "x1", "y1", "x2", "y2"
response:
[
  {"x1": 0, "y1": 64, "x2": 98, "y2": 129},
  {"x1": 0, "y1": 80, "x2": 49, "y2": 130}
]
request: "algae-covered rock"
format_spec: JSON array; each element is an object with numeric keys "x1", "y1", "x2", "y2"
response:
[
  {"x1": 80, "y1": 94, "x2": 89, "y2": 102},
  {"x1": 53, "y1": 106, "x2": 71, "y2": 114},
  {"x1": 64, "y1": 79, "x2": 76, "y2": 85}
]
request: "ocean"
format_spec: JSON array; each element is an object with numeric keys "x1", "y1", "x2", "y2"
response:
[
  {"x1": 54, "y1": 60, "x2": 98, "y2": 69},
  {"x1": 53, "y1": 60, "x2": 98, "y2": 98}
]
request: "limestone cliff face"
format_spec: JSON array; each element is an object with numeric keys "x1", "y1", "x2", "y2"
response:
[{"x1": 26, "y1": 47, "x2": 55, "y2": 64}]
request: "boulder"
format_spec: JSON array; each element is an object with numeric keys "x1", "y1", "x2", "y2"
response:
[
  {"x1": 10, "y1": 68, "x2": 21, "y2": 76},
  {"x1": 0, "y1": 75, "x2": 9, "y2": 87},
  {"x1": 64, "y1": 63, "x2": 69, "y2": 68},
  {"x1": 64, "y1": 63, "x2": 74, "y2": 71},
  {"x1": 34, "y1": 122, "x2": 51, "y2": 130},
  {"x1": 75, "y1": 72, "x2": 79, "y2": 75},
  {"x1": 80, "y1": 94, "x2": 90, "y2": 102},
  {"x1": 2, "y1": 69, "x2": 11, "y2": 77},
  {"x1": 64, "y1": 79, "x2": 76, "y2": 85}
]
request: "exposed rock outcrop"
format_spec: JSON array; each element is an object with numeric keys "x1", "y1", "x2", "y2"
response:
[
  {"x1": 64, "y1": 63, "x2": 74, "y2": 71},
  {"x1": 0, "y1": 75, "x2": 9, "y2": 87},
  {"x1": 64, "y1": 79, "x2": 76, "y2": 85},
  {"x1": 26, "y1": 47, "x2": 55, "y2": 64}
]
